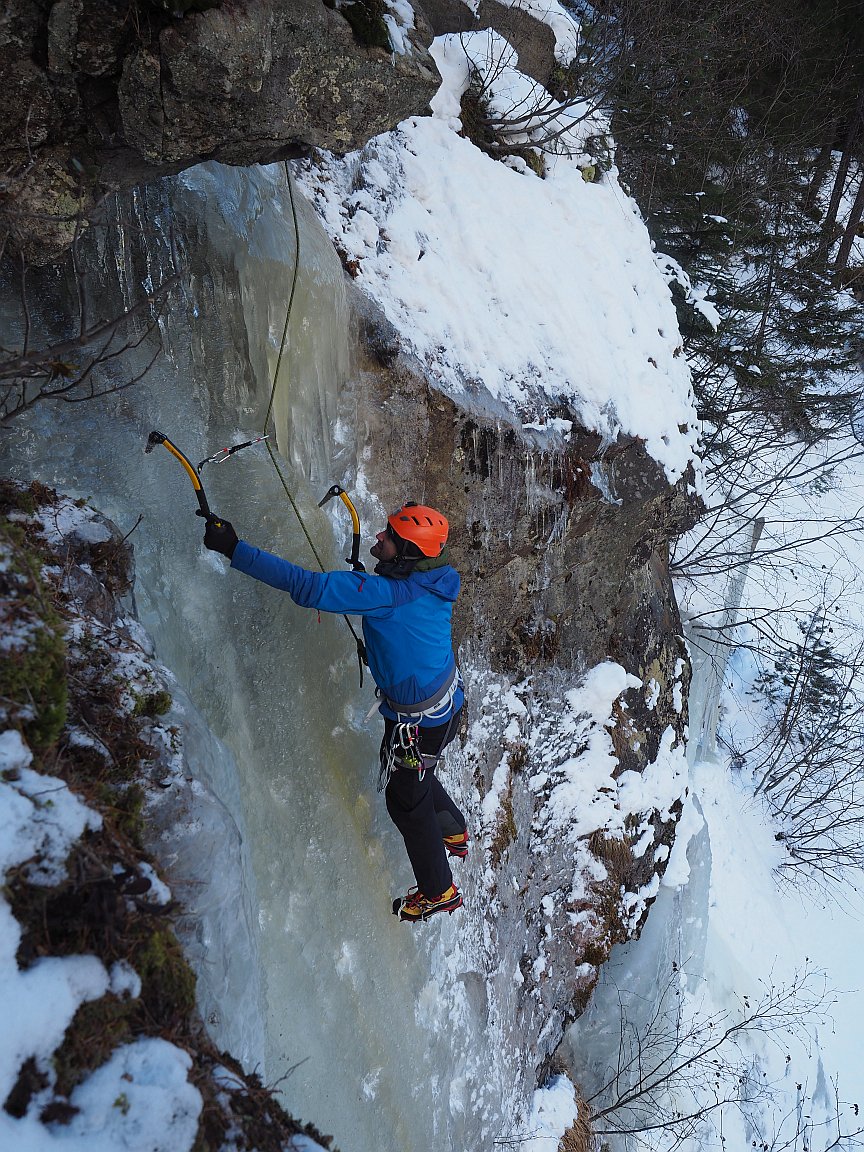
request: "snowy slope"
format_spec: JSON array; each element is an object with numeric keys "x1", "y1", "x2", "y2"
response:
[{"x1": 296, "y1": 30, "x2": 699, "y2": 484}]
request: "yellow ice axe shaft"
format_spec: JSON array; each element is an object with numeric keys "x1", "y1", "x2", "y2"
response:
[
  {"x1": 318, "y1": 484, "x2": 364, "y2": 572},
  {"x1": 145, "y1": 430, "x2": 219, "y2": 523}
]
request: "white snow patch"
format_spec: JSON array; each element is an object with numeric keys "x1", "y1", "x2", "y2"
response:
[
  {"x1": 0, "y1": 730, "x2": 202, "y2": 1152},
  {"x1": 109, "y1": 961, "x2": 142, "y2": 999},
  {"x1": 61, "y1": 1038, "x2": 202, "y2": 1151},
  {"x1": 295, "y1": 32, "x2": 698, "y2": 483},
  {"x1": 518, "y1": 1074, "x2": 578, "y2": 1151}
]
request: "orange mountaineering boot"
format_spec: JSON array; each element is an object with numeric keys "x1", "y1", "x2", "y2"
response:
[
  {"x1": 392, "y1": 884, "x2": 463, "y2": 922},
  {"x1": 443, "y1": 830, "x2": 470, "y2": 859}
]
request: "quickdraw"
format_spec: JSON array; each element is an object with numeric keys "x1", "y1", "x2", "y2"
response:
[
  {"x1": 197, "y1": 434, "x2": 269, "y2": 471},
  {"x1": 379, "y1": 722, "x2": 426, "y2": 792}
]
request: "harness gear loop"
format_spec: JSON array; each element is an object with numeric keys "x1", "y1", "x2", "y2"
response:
[
  {"x1": 377, "y1": 708, "x2": 459, "y2": 793},
  {"x1": 378, "y1": 723, "x2": 423, "y2": 792}
]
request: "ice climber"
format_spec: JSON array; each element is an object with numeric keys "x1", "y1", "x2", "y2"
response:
[{"x1": 203, "y1": 501, "x2": 468, "y2": 923}]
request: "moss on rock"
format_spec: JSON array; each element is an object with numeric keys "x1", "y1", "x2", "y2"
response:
[
  {"x1": 0, "y1": 520, "x2": 67, "y2": 750},
  {"x1": 339, "y1": 0, "x2": 392, "y2": 49}
]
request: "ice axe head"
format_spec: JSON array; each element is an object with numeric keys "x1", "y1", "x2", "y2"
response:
[{"x1": 145, "y1": 430, "x2": 212, "y2": 520}]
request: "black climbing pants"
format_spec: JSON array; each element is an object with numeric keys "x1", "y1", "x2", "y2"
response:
[{"x1": 383, "y1": 710, "x2": 466, "y2": 899}]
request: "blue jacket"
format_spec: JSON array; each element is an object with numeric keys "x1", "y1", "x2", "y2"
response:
[{"x1": 231, "y1": 540, "x2": 463, "y2": 726}]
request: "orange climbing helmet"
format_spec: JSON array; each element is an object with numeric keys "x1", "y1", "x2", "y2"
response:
[{"x1": 388, "y1": 501, "x2": 449, "y2": 557}]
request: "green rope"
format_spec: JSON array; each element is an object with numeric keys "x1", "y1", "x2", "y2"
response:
[
  {"x1": 261, "y1": 161, "x2": 327, "y2": 571},
  {"x1": 263, "y1": 162, "x2": 366, "y2": 667}
]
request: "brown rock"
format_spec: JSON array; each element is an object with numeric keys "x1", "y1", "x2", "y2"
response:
[{"x1": 1, "y1": 0, "x2": 440, "y2": 262}]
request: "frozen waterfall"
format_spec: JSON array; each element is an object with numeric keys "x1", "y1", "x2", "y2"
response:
[{"x1": 1, "y1": 163, "x2": 490, "y2": 1152}]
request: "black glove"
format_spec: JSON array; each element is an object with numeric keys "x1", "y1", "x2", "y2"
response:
[{"x1": 203, "y1": 516, "x2": 238, "y2": 559}]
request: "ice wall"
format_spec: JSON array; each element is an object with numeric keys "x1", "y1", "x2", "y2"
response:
[{"x1": 0, "y1": 162, "x2": 489, "y2": 1152}]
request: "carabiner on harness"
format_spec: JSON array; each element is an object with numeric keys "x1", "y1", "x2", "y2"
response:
[{"x1": 378, "y1": 723, "x2": 426, "y2": 791}]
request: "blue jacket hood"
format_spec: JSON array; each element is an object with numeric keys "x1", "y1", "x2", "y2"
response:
[{"x1": 406, "y1": 564, "x2": 460, "y2": 603}]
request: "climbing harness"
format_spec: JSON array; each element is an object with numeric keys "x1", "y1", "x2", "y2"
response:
[
  {"x1": 377, "y1": 705, "x2": 460, "y2": 793},
  {"x1": 378, "y1": 661, "x2": 460, "y2": 722}
]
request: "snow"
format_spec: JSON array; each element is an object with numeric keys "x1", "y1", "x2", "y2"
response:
[
  {"x1": 636, "y1": 745, "x2": 864, "y2": 1151},
  {"x1": 0, "y1": 726, "x2": 204, "y2": 1152},
  {"x1": 29, "y1": 500, "x2": 101, "y2": 547},
  {"x1": 518, "y1": 660, "x2": 690, "y2": 952},
  {"x1": 518, "y1": 1074, "x2": 577, "y2": 1151},
  {"x1": 530, "y1": 663, "x2": 686, "y2": 849},
  {"x1": 383, "y1": 0, "x2": 415, "y2": 55},
  {"x1": 295, "y1": 29, "x2": 699, "y2": 483},
  {"x1": 61, "y1": 1040, "x2": 201, "y2": 1152},
  {"x1": 0, "y1": 732, "x2": 102, "y2": 885},
  {"x1": 108, "y1": 962, "x2": 142, "y2": 1000},
  {"x1": 461, "y1": 0, "x2": 583, "y2": 63},
  {"x1": 660, "y1": 790, "x2": 704, "y2": 889}
]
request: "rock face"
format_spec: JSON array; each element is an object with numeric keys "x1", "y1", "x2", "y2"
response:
[
  {"x1": 342, "y1": 284, "x2": 698, "y2": 1090},
  {"x1": 346, "y1": 286, "x2": 697, "y2": 694},
  {"x1": 421, "y1": 0, "x2": 557, "y2": 84},
  {"x1": 1, "y1": 0, "x2": 439, "y2": 261}
]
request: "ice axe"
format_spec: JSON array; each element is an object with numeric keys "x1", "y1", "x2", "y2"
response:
[
  {"x1": 318, "y1": 483, "x2": 365, "y2": 572},
  {"x1": 145, "y1": 430, "x2": 271, "y2": 523},
  {"x1": 144, "y1": 430, "x2": 219, "y2": 524}
]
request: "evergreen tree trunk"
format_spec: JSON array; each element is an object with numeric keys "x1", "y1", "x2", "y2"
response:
[
  {"x1": 820, "y1": 91, "x2": 864, "y2": 257},
  {"x1": 835, "y1": 166, "x2": 864, "y2": 272},
  {"x1": 802, "y1": 126, "x2": 838, "y2": 215}
]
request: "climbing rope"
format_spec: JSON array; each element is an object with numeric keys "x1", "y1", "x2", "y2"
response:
[
  {"x1": 262, "y1": 162, "x2": 367, "y2": 680},
  {"x1": 260, "y1": 162, "x2": 327, "y2": 568}
]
